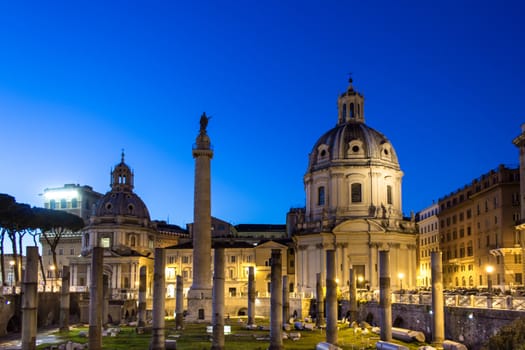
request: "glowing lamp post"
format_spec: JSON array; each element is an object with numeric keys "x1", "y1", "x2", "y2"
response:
[
  {"x1": 486, "y1": 265, "x2": 494, "y2": 293},
  {"x1": 398, "y1": 272, "x2": 405, "y2": 291}
]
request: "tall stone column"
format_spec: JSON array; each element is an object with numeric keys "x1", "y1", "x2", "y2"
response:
[
  {"x1": 282, "y1": 275, "x2": 289, "y2": 324},
  {"x1": 89, "y1": 247, "x2": 104, "y2": 350},
  {"x1": 269, "y1": 249, "x2": 283, "y2": 350},
  {"x1": 188, "y1": 113, "x2": 214, "y2": 321},
  {"x1": 138, "y1": 265, "x2": 147, "y2": 327},
  {"x1": 326, "y1": 249, "x2": 338, "y2": 345},
  {"x1": 315, "y1": 272, "x2": 325, "y2": 328},
  {"x1": 21, "y1": 246, "x2": 38, "y2": 350},
  {"x1": 175, "y1": 275, "x2": 184, "y2": 330},
  {"x1": 103, "y1": 274, "x2": 109, "y2": 325},
  {"x1": 431, "y1": 251, "x2": 445, "y2": 349},
  {"x1": 151, "y1": 248, "x2": 166, "y2": 350},
  {"x1": 379, "y1": 250, "x2": 392, "y2": 341},
  {"x1": 59, "y1": 265, "x2": 70, "y2": 332},
  {"x1": 247, "y1": 266, "x2": 255, "y2": 325},
  {"x1": 349, "y1": 268, "x2": 357, "y2": 322},
  {"x1": 212, "y1": 246, "x2": 225, "y2": 350}
]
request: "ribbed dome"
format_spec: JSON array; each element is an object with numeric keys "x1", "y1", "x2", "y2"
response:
[
  {"x1": 308, "y1": 120, "x2": 400, "y2": 172},
  {"x1": 92, "y1": 152, "x2": 151, "y2": 221},
  {"x1": 94, "y1": 191, "x2": 150, "y2": 220}
]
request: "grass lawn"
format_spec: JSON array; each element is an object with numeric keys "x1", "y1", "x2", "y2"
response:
[{"x1": 37, "y1": 317, "x2": 426, "y2": 350}]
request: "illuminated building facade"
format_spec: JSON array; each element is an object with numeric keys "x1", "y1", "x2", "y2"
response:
[
  {"x1": 40, "y1": 184, "x2": 102, "y2": 289},
  {"x1": 438, "y1": 165, "x2": 521, "y2": 291},
  {"x1": 288, "y1": 79, "x2": 418, "y2": 294},
  {"x1": 416, "y1": 203, "x2": 440, "y2": 288}
]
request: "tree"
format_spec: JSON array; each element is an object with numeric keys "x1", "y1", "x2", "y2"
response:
[
  {"x1": 0, "y1": 195, "x2": 34, "y2": 285},
  {"x1": 0, "y1": 194, "x2": 16, "y2": 286},
  {"x1": 33, "y1": 207, "x2": 84, "y2": 282}
]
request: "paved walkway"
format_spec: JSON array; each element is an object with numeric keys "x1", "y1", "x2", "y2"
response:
[{"x1": 0, "y1": 328, "x2": 61, "y2": 349}]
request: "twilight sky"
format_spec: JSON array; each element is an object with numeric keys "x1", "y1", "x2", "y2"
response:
[{"x1": 0, "y1": 0, "x2": 523, "y2": 228}]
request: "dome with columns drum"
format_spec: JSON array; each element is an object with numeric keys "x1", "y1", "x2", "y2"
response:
[{"x1": 303, "y1": 78, "x2": 405, "y2": 225}]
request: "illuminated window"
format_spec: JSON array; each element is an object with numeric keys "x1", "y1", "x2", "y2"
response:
[
  {"x1": 100, "y1": 237, "x2": 111, "y2": 248},
  {"x1": 351, "y1": 183, "x2": 362, "y2": 203}
]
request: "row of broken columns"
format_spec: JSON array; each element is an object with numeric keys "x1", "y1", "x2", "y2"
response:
[{"x1": 20, "y1": 247, "x2": 445, "y2": 350}]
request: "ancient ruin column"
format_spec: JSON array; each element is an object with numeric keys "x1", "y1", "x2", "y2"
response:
[
  {"x1": 21, "y1": 246, "x2": 38, "y2": 350},
  {"x1": 188, "y1": 113, "x2": 214, "y2": 321},
  {"x1": 247, "y1": 266, "x2": 255, "y2": 325},
  {"x1": 212, "y1": 246, "x2": 225, "y2": 350},
  {"x1": 349, "y1": 268, "x2": 357, "y2": 322},
  {"x1": 175, "y1": 275, "x2": 184, "y2": 330},
  {"x1": 151, "y1": 248, "x2": 166, "y2": 350},
  {"x1": 431, "y1": 251, "x2": 445, "y2": 349},
  {"x1": 59, "y1": 265, "x2": 70, "y2": 332},
  {"x1": 89, "y1": 247, "x2": 104, "y2": 350},
  {"x1": 103, "y1": 274, "x2": 109, "y2": 325},
  {"x1": 326, "y1": 249, "x2": 338, "y2": 345},
  {"x1": 138, "y1": 265, "x2": 147, "y2": 327},
  {"x1": 282, "y1": 275, "x2": 289, "y2": 324},
  {"x1": 379, "y1": 250, "x2": 392, "y2": 341},
  {"x1": 269, "y1": 249, "x2": 283, "y2": 350},
  {"x1": 316, "y1": 272, "x2": 325, "y2": 328}
]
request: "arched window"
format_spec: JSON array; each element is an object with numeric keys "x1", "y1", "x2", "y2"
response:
[
  {"x1": 50, "y1": 199, "x2": 56, "y2": 209},
  {"x1": 60, "y1": 199, "x2": 67, "y2": 208},
  {"x1": 342, "y1": 103, "x2": 346, "y2": 119},
  {"x1": 350, "y1": 103, "x2": 355, "y2": 118},
  {"x1": 387, "y1": 185, "x2": 393, "y2": 205},
  {"x1": 71, "y1": 198, "x2": 78, "y2": 208},
  {"x1": 358, "y1": 103, "x2": 361, "y2": 116},
  {"x1": 130, "y1": 236, "x2": 136, "y2": 247},
  {"x1": 318, "y1": 186, "x2": 325, "y2": 206},
  {"x1": 351, "y1": 183, "x2": 362, "y2": 203}
]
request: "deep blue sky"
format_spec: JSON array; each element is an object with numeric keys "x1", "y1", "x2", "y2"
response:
[{"x1": 0, "y1": 0, "x2": 523, "y2": 228}]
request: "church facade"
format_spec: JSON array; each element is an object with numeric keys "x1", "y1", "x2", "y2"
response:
[{"x1": 288, "y1": 79, "x2": 418, "y2": 295}]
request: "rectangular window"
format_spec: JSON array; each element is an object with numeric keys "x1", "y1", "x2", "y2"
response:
[
  {"x1": 351, "y1": 183, "x2": 362, "y2": 203},
  {"x1": 70, "y1": 248, "x2": 74, "y2": 255},
  {"x1": 387, "y1": 185, "x2": 392, "y2": 205},
  {"x1": 182, "y1": 256, "x2": 190, "y2": 264},
  {"x1": 100, "y1": 237, "x2": 111, "y2": 248},
  {"x1": 318, "y1": 186, "x2": 325, "y2": 206},
  {"x1": 516, "y1": 273, "x2": 523, "y2": 284},
  {"x1": 230, "y1": 255, "x2": 236, "y2": 263}
]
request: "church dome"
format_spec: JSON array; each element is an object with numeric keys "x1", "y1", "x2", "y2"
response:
[
  {"x1": 92, "y1": 152, "x2": 151, "y2": 221},
  {"x1": 302, "y1": 79, "x2": 405, "y2": 224},
  {"x1": 308, "y1": 121, "x2": 400, "y2": 172},
  {"x1": 307, "y1": 79, "x2": 400, "y2": 173},
  {"x1": 94, "y1": 191, "x2": 150, "y2": 220}
]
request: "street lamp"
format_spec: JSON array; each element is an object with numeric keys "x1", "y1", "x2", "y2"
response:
[
  {"x1": 357, "y1": 276, "x2": 364, "y2": 289},
  {"x1": 486, "y1": 265, "x2": 494, "y2": 293},
  {"x1": 398, "y1": 272, "x2": 405, "y2": 291}
]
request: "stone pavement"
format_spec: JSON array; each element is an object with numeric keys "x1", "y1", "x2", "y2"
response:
[{"x1": 0, "y1": 327, "x2": 61, "y2": 349}]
